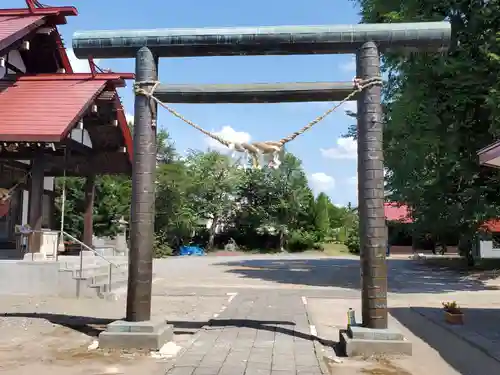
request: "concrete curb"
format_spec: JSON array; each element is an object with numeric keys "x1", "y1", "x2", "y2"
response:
[
  {"x1": 411, "y1": 307, "x2": 500, "y2": 363},
  {"x1": 302, "y1": 296, "x2": 339, "y2": 375}
]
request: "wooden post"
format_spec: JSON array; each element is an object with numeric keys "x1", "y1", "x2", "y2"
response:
[
  {"x1": 126, "y1": 46, "x2": 158, "y2": 322},
  {"x1": 83, "y1": 175, "x2": 95, "y2": 248},
  {"x1": 357, "y1": 41, "x2": 388, "y2": 329},
  {"x1": 28, "y1": 154, "x2": 45, "y2": 253}
]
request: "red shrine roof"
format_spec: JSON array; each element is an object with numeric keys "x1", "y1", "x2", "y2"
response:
[
  {"x1": 0, "y1": 15, "x2": 44, "y2": 51},
  {"x1": 482, "y1": 220, "x2": 500, "y2": 233},
  {"x1": 0, "y1": 74, "x2": 132, "y2": 155},
  {"x1": 384, "y1": 202, "x2": 413, "y2": 223},
  {"x1": 0, "y1": 3, "x2": 135, "y2": 171},
  {"x1": 0, "y1": 5, "x2": 77, "y2": 52},
  {"x1": 384, "y1": 202, "x2": 500, "y2": 233}
]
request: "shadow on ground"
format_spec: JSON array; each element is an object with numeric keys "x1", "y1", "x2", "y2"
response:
[
  {"x1": 170, "y1": 318, "x2": 335, "y2": 347},
  {"x1": 215, "y1": 258, "x2": 500, "y2": 293},
  {"x1": 1, "y1": 313, "x2": 334, "y2": 347},
  {"x1": 0, "y1": 313, "x2": 114, "y2": 337},
  {"x1": 391, "y1": 307, "x2": 500, "y2": 375}
]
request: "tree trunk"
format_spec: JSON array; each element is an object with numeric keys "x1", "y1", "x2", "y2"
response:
[
  {"x1": 207, "y1": 217, "x2": 218, "y2": 250},
  {"x1": 278, "y1": 229, "x2": 285, "y2": 252}
]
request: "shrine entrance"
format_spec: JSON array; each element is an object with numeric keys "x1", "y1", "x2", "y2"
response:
[{"x1": 72, "y1": 21, "x2": 451, "y2": 350}]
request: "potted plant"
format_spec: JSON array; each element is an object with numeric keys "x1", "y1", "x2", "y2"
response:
[{"x1": 442, "y1": 301, "x2": 464, "y2": 325}]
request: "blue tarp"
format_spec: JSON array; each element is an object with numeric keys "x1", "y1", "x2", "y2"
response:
[{"x1": 179, "y1": 245, "x2": 206, "y2": 256}]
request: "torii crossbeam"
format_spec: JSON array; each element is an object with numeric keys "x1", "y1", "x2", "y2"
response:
[{"x1": 73, "y1": 21, "x2": 451, "y2": 353}]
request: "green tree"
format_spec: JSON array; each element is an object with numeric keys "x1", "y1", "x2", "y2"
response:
[
  {"x1": 54, "y1": 175, "x2": 131, "y2": 238},
  {"x1": 233, "y1": 153, "x2": 314, "y2": 250},
  {"x1": 185, "y1": 150, "x2": 242, "y2": 250},
  {"x1": 314, "y1": 192, "x2": 331, "y2": 241},
  {"x1": 351, "y1": 0, "x2": 500, "y2": 249}
]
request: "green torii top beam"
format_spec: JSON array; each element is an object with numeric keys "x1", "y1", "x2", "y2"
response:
[
  {"x1": 72, "y1": 22, "x2": 451, "y2": 58},
  {"x1": 152, "y1": 81, "x2": 354, "y2": 103}
]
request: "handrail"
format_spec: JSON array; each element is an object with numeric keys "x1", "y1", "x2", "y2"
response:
[{"x1": 62, "y1": 231, "x2": 117, "y2": 266}]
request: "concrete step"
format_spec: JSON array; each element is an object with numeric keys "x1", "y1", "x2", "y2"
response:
[
  {"x1": 90, "y1": 274, "x2": 130, "y2": 298},
  {"x1": 60, "y1": 262, "x2": 128, "y2": 278},
  {"x1": 57, "y1": 257, "x2": 129, "y2": 298}
]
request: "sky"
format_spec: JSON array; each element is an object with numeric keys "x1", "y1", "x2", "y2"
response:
[{"x1": 8, "y1": 0, "x2": 361, "y2": 206}]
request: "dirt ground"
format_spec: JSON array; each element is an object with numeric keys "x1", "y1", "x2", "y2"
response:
[{"x1": 0, "y1": 294, "x2": 230, "y2": 375}]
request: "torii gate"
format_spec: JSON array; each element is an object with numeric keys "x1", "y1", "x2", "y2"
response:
[{"x1": 72, "y1": 22, "x2": 451, "y2": 353}]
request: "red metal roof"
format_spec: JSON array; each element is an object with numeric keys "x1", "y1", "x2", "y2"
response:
[
  {"x1": 384, "y1": 202, "x2": 500, "y2": 232},
  {"x1": 0, "y1": 6, "x2": 77, "y2": 18},
  {"x1": 482, "y1": 220, "x2": 500, "y2": 232},
  {"x1": 0, "y1": 76, "x2": 105, "y2": 141},
  {"x1": 0, "y1": 15, "x2": 45, "y2": 51},
  {"x1": 384, "y1": 202, "x2": 413, "y2": 223},
  {"x1": 0, "y1": 75, "x2": 132, "y2": 158}
]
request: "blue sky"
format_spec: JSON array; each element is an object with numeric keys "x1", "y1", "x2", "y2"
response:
[{"x1": 9, "y1": 0, "x2": 361, "y2": 206}]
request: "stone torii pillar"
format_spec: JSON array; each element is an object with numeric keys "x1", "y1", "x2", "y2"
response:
[{"x1": 356, "y1": 42, "x2": 387, "y2": 330}]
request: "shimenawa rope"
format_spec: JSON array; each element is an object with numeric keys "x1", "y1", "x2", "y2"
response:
[{"x1": 134, "y1": 77, "x2": 382, "y2": 169}]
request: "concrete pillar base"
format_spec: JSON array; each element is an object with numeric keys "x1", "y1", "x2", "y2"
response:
[
  {"x1": 339, "y1": 325, "x2": 412, "y2": 357},
  {"x1": 98, "y1": 319, "x2": 173, "y2": 350}
]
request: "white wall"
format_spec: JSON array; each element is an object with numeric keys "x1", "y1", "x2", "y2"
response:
[
  {"x1": 6, "y1": 50, "x2": 26, "y2": 73},
  {"x1": 43, "y1": 177, "x2": 54, "y2": 191},
  {"x1": 479, "y1": 240, "x2": 500, "y2": 259}
]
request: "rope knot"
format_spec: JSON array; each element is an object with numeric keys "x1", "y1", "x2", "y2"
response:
[{"x1": 134, "y1": 80, "x2": 161, "y2": 97}]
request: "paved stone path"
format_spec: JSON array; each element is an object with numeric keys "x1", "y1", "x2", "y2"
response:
[
  {"x1": 167, "y1": 292, "x2": 323, "y2": 375},
  {"x1": 2, "y1": 254, "x2": 500, "y2": 374}
]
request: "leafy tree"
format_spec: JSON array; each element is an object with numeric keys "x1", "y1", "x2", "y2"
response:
[
  {"x1": 314, "y1": 192, "x2": 331, "y2": 240},
  {"x1": 233, "y1": 153, "x2": 314, "y2": 250},
  {"x1": 54, "y1": 175, "x2": 131, "y2": 238},
  {"x1": 351, "y1": 0, "x2": 500, "y2": 250},
  {"x1": 184, "y1": 150, "x2": 241, "y2": 250}
]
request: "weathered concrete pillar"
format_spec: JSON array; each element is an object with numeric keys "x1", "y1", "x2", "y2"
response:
[
  {"x1": 83, "y1": 174, "x2": 95, "y2": 248},
  {"x1": 356, "y1": 42, "x2": 388, "y2": 330},
  {"x1": 126, "y1": 46, "x2": 158, "y2": 322},
  {"x1": 28, "y1": 154, "x2": 45, "y2": 253}
]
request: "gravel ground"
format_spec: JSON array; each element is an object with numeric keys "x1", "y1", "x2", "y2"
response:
[{"x1": 0, "y1": 294, "x2": 229, "y2": 375}]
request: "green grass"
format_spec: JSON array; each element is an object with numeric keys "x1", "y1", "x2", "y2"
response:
[{"x1": 319, "y1": 243, "x2": 353, "y2": 256}]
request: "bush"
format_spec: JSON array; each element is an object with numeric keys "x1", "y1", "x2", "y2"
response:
[
  {"x1": 287, "y1": 230, "x2": 317, "y2": 252},
  {"x1": 153, "y1": 233, "x2": 173, "y2": 258},
  {"x1": 345, "y1": 229, "x2": 360, "y2": 254}
]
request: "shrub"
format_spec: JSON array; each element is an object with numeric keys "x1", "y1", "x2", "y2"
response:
[
  {"x1": 345, "y1": 229, "x2": 360, "y2": 254},
  {"x1": 287, "y1": 230, "x2": 316, "y2": 252},
  {"x1": 153, "y1": 233, "x2": 173, "y2": 258},
  {"x1": 442, "y1": 301, "x2": 461, "y2": 314}
]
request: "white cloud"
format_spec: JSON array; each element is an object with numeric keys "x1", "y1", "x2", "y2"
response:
[
  {"x1": 205, "y1": 125, "x2": 251, "y2": 153},
  {"x1": 310, "y1": 172, "x2": 335, "y2": 192},
  {"x1": 340, "y1": 57, "x2": 356, "y2": 72},
  {"x1": 320, "y1": 137, "x2": 357, "y2": 160},
  {"x1": 66, "y1": 48, "x2": 100, "y2": 73},
  {"x1": 347, "y1": 176, "x2": 357, "y2": 185}
]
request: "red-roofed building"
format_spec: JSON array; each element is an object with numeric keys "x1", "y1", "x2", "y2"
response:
[
  {"x1": 383, "y1": 202, "x2": 500, "y2": 255},
  {"x1": 0, "y1": 1, "x2": 133, "y2": 257},
  {"x1": 383, "y1": 202, "x2": 413, "y2": 224}
]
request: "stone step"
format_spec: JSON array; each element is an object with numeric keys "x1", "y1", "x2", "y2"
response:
[
  {"x1": 89, "y1": 274, "x2": 130, "y2": 298},
  {"x1": 60, "y1": 262, "x2": 128, "y2": 277}
]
